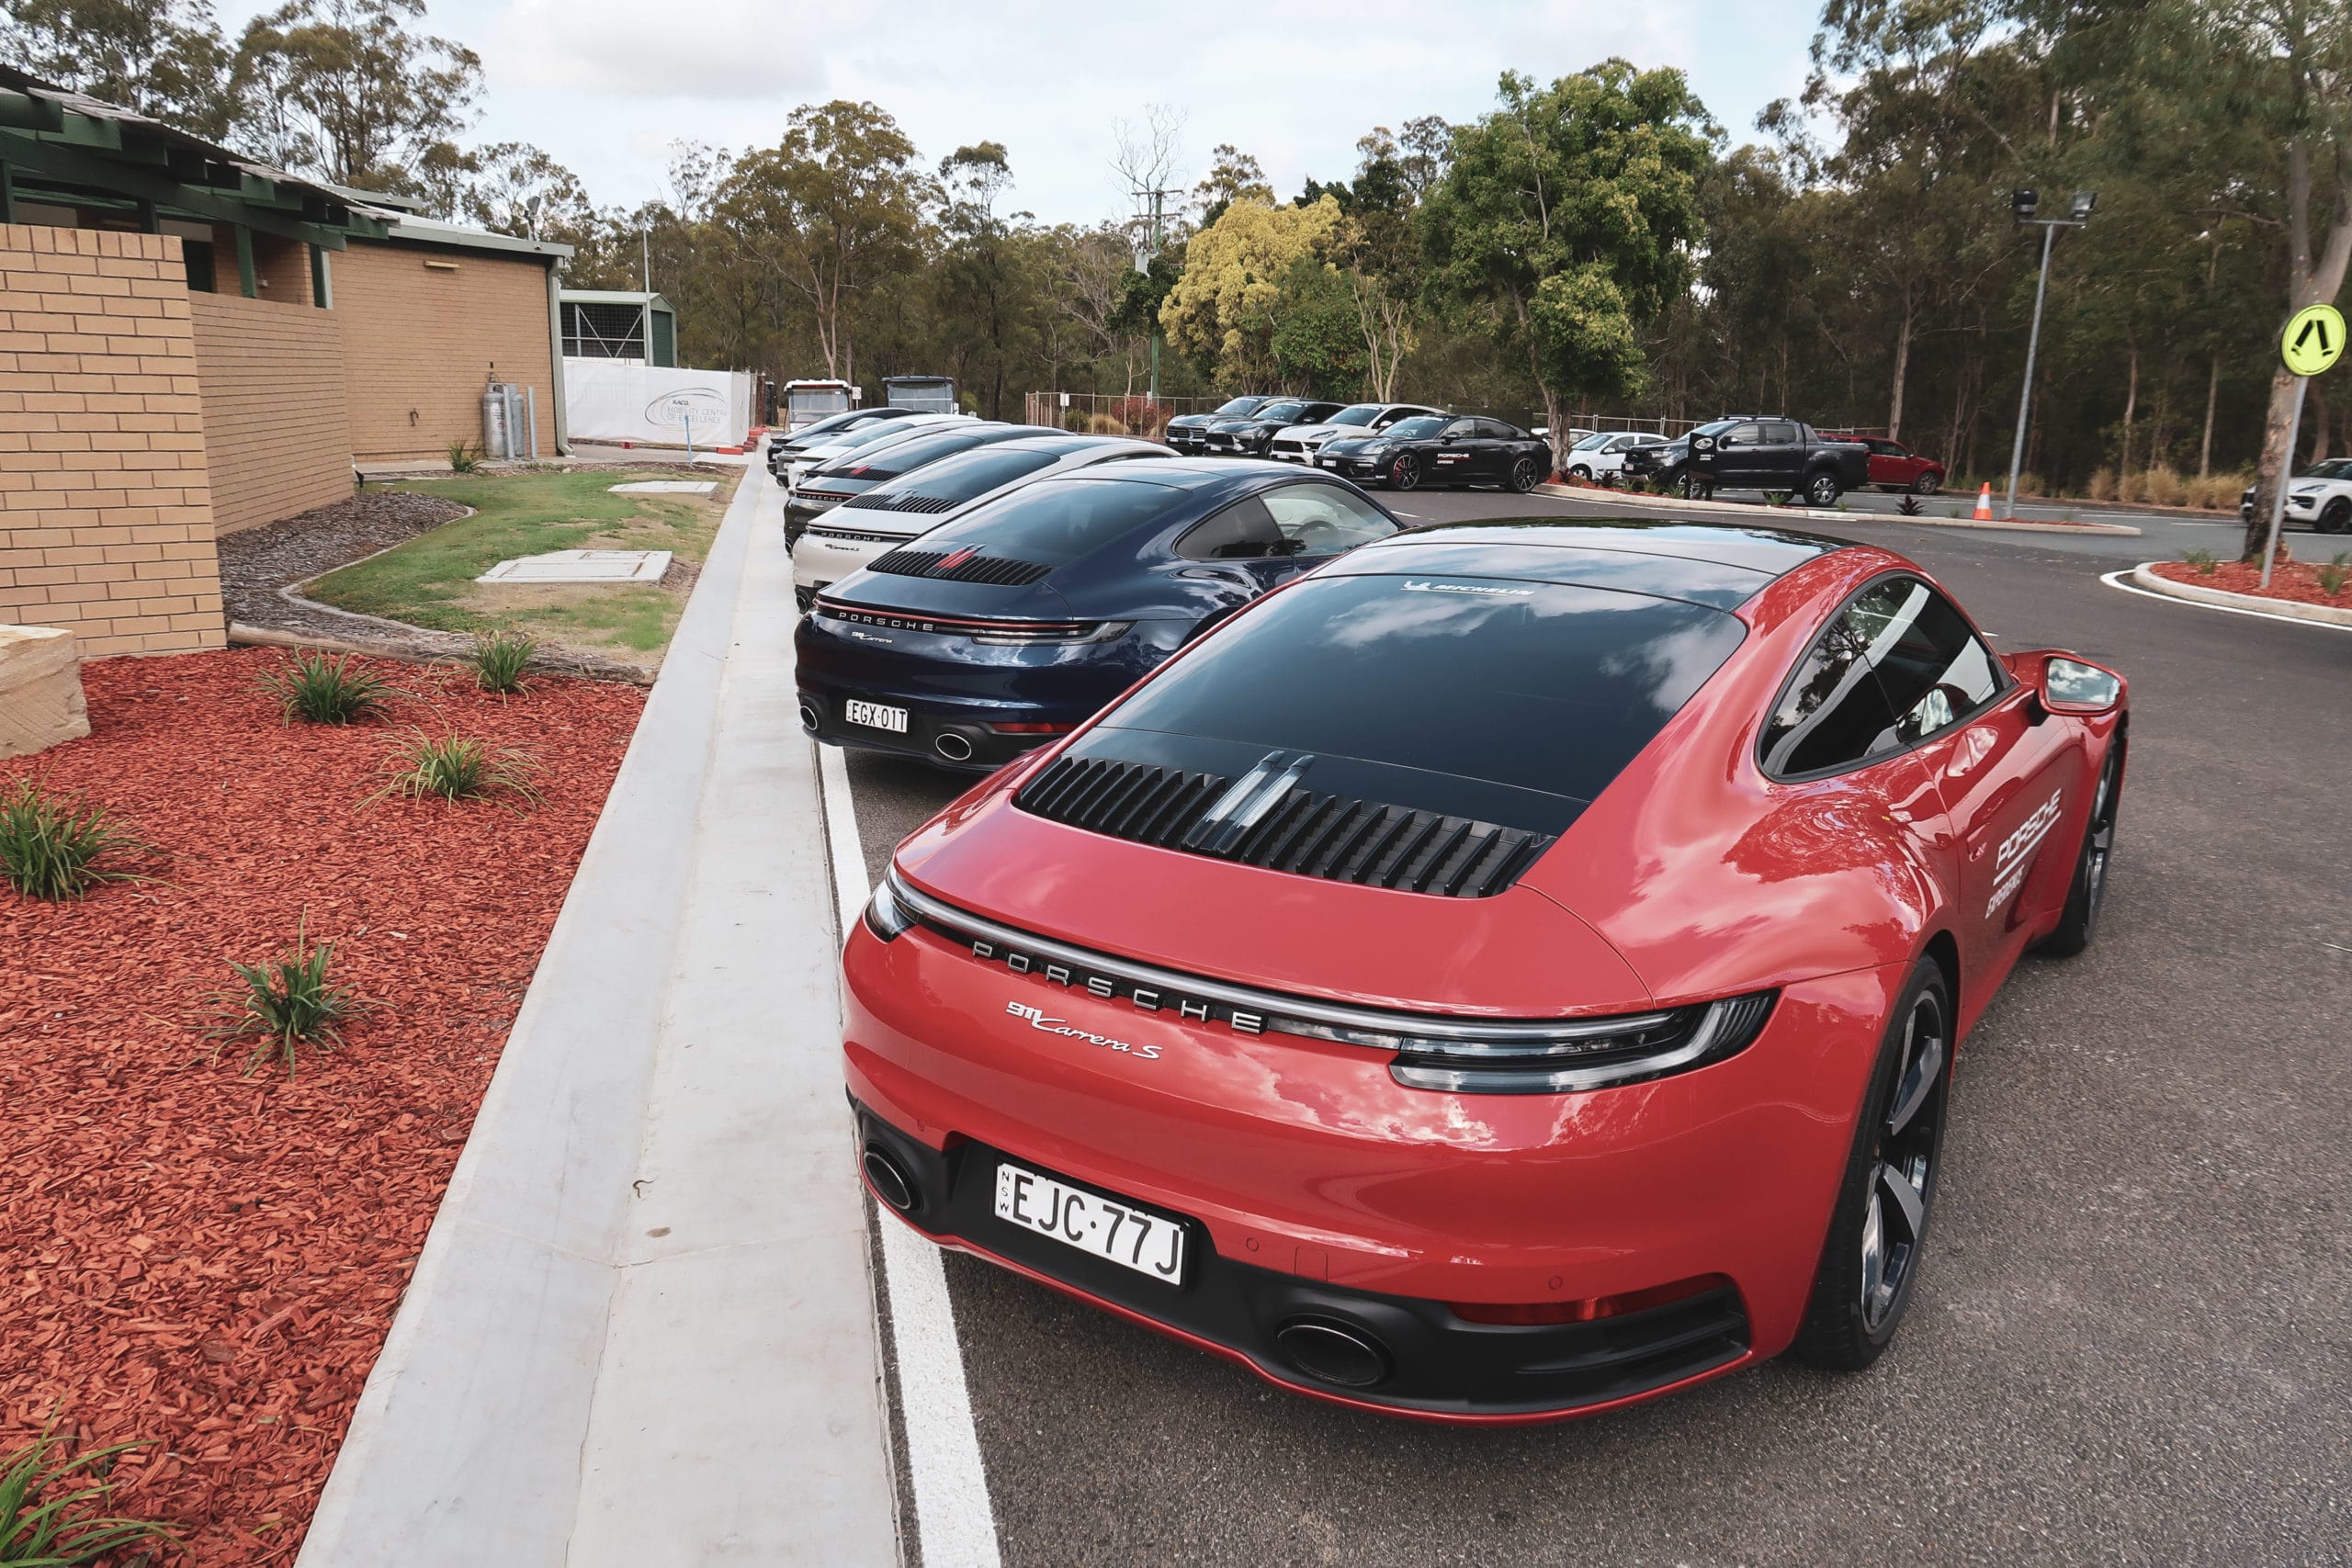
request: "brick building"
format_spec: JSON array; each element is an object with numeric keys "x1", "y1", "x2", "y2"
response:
[{"x1": 0, "y1": 65, "x2": 570, "y2": 658}]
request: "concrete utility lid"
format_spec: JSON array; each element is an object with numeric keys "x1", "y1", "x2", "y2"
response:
[
  {"x1": 476, "y1": 549, "x2": 673, "y2": 585},
  {"x1": 609, "y1": 480, "x2": 718, "y2": 495}
]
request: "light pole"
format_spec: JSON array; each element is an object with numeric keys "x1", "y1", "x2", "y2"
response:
[
  {"x1": 2003, "y1": 188, "x2": 2096, "y2": 519},
  {"x1": 1132, "y1": 184, "x2": 1179, "y2": 404}
]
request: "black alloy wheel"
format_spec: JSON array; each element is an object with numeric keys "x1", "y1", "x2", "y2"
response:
[
  {"x1": 1678, "y1": 471, "x2": 1709, "y2": 502},
  {"x1": 1807, "y1": 471, "x2": 1843, "y2": 507},
  {"x1": 2321, "y1": 498, "x2": 2351, "y2": 534},
  {"x1": 1914, "y1": 470, "x2": 1943, "y2": 496},
  {"x1": 1791, "y1": 960, "x2": 1951, "y2": 1370},
  {"x1": 1390, "y1": 454, "x2": 1423, "y2": 491},
  {"x1": 2035, "y1": 735, "x2": 2125, "y2": 957},
  {"x1": 1509, "y1": 455, "x2": 1542, "y2": 493}
]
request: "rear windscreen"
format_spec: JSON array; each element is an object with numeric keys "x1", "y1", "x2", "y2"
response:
[
  {"x1": 929, "y1": 477, "x2": 1176, "y2": 565},
  {"x1": 1102, "y1": 573, "x2": 1746, "y2": 804},
  {"x1": 848, "y1": 428, "x2": 996, "y2": 479},
  {"x1": 896, "y1": 447, "x2": 1058, "y2": 503}
]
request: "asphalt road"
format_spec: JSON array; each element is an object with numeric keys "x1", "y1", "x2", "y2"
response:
[{"x1": 841, "y1": 490, "x2": 2350, "y2": 1566}]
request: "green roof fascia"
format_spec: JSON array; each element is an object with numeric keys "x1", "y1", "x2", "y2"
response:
[{"x1": 0, "y1": 128, "x2": 386, "y2": 248}]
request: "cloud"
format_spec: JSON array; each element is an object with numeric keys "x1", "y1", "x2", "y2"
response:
[{"x1": 489, "y1": 0, "x2": 826, "y2": 99}]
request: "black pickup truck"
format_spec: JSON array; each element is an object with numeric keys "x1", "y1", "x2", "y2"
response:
[{"x1": 1665, "y1": 418, "x2": 1871, "y2": 506}]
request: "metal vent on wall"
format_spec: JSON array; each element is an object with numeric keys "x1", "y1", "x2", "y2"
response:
[{"x1": 1016, "y1": 754, "x2": 1554, "y2": 898}]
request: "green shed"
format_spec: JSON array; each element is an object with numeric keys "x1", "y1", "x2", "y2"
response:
[{"x1": 560, "y1": 288, "x2": 675, "y2": 367}]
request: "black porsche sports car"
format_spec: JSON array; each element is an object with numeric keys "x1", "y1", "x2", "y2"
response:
[{"x1": 1317, "y1": 414, "x2": 1548, "y2": 492}]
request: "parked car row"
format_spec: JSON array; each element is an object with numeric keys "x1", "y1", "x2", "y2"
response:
[{"x1": 2238, "y1": 457, "x2": 2352, "y2": 533}]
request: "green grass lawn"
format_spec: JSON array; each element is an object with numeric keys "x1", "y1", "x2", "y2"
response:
[{"x1": 306, "y1": 469, "x2": 733, "y2": 660}]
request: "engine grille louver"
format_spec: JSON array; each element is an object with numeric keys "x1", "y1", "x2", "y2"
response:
[
  {"x1": 1015, "y1": 754, "x2": 1553, "y2": 898},
  {"x1": 843, "y1": 491, "x2": 962, "y2": 513},
  {"x1": 868, "y1": 547, "x2": 1053, "y2": 585}
]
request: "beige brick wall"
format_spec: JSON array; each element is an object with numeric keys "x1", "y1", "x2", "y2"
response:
[
  {"x1": 187, "y1": 291, "x2": 355, "y2": 535},
  {"x1": 334, "y1": 239, "x2": 558, "y2": 462},
  {"x1": 0, "y1": 224, "x2": 225, "y2": 658}
]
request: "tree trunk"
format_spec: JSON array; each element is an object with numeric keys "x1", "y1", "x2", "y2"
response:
[
  {"x1": 2199, "y1": 354, "x2": 2220, "y2": 478},
  {"x1": 2245, "y1": 366, "x2": 2304, "y2": 558},
  {"x1": 1888, "y1": 305, "x2": 1913, "y2": 441},
  {"x1": 2309, "y1": 378, "x2": 2333, "y2": 465},
  {"x1": 2120, "y1": 344, "x2": 2138, "y2": 478}
]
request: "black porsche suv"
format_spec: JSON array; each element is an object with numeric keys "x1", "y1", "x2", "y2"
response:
[
  {"x1": 1167, "y1": 396, "x2": 1277, "y2": 456},
  {"x1": 1202, "y1": 398, "x2": 1345, "y2": 457},
  {"x1": 1317, "y1": 414, "x2": 1548, "y2": 492}
]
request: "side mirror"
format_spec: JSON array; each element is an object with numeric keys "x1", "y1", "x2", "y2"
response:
[{"x1": 2020, "y1": 652, "x2": 2124, "y2": 717}]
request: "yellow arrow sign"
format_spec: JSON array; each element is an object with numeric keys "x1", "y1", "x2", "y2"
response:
[{"x1": 2283, "y1": 303, "x2": 2346, "y2": 376}]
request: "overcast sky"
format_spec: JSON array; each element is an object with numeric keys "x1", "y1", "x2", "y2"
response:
[{"x1": 216, "y1": 0, "x2": 1828, "y2": 223}]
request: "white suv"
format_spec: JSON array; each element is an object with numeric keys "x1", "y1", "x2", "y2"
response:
[
  {"x1": 1563, "y1": 430, "x2": 1668, "y2": 486},
  {"x1": 1267, "y1": 402, "x2": 1446, "y2": 464}
]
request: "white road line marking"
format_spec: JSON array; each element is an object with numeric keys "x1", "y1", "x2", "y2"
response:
[
  {"x1": 817, "y1": 742, "x2": 1004, "y2": 1568},
  {"x1": 2098, "y1": 569, "x2": 2352, "y2": 632}
]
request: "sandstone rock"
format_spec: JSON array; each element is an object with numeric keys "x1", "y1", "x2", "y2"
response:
[{"x1": 0, "y1": 625, "x2": 92, "y2": 760}]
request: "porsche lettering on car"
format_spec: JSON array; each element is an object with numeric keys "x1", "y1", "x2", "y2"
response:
[{"x1": 843, "y1": 518, "x2": 2129, "y2": 1421}]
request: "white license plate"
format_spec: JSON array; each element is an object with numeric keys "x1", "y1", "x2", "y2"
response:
[
  {"x1": 844, "y1": 699, "x2": 907, "y2": 733},
  {"x1": 993, "y1": 1161, "x2": 1186, "y2": 1283}
]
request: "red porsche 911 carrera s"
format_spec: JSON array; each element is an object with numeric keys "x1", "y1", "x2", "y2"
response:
[{"x1": 841, "y1": 520, "x2": 2128, "y2": 1422}]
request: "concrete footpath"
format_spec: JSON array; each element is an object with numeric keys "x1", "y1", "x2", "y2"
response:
[{"x1": 298, "y1": 468, "x2": 896, "y2": 1563}]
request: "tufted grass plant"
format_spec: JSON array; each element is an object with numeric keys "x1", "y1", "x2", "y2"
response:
[
  {"x1": 202, "y1": 918, "x2": 370, "y2": 1077},
  {"x1": 466, "y1": 629, "x2": 537, "y2": 696},
  {"x1": 2318, "y1": 552, "x2": 2350, "y2": 597},
  {"x1": 0, "y1": 780, "x2": 150, "y2": 900},
  {"x1": 256, "y1": 650, "x2": 401, "y2": 726},
  {"x1": 2179, "y1": 547, "x2": 2218, "y2": 575},
  {"x1": 1, "y1": 1428, "x2": 176, "y2": 1565},
  {"x1": 368, "y1": 730, "x2": 543, "y2": 810}
]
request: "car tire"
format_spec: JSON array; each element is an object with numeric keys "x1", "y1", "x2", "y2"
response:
[
  {"x1": 2032, "y1": 732, "x2": 2125, "y2": 958},
  {"x1": 1806, "y1": 471, "x2": 1843, "y2": 507},
  {"x1": 1914, "y1": 470, "x2": 1943, "y2": 496},
  {"x1": 1391, "y1": 455, "x2": 1422, "y2": 491},
  {"x1": 1678, "y1": 472, "x2": 1708, "y2": 502},
  {"x1": 1788, "y1": 957, "x2": 1952, "y2": 1372},
  {"x1": 1509, "y1": 456, "x2": 1542, "y2": 493},
  {"x1": 1567, "y1": 464, "x2": 1592, "y2": 481},
  {"x1": 2320, "y1": 498, "x2": 2351, "y2": 534}
]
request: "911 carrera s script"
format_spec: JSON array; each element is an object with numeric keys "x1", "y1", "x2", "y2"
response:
[{"x1": 1006, "y1": 1000, "x2": 1163, "y2": 1059}]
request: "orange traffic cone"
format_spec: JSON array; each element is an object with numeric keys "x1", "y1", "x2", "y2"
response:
[{"x1": 1973, "y1": 482, "x2": 1993, "y2": 521}]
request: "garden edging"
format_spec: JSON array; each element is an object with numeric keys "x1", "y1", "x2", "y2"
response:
[
  {"x1": 295, "y1": 461, "x2": 895, "y2": 1564},
  {"x1": 2126, "y1": 562, "x2": 2352, "y2": 627},
  {"x1": 1532, "y1": 481, "x2": 2143, "y2": 536}
]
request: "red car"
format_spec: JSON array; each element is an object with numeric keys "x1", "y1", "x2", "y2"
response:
[
  {"x1": 1848, "y1": 435, "x2": 1947, "y2": 493},
  {"x1": 842, "y1": 521, "x2": 2127, "y2": 1422}
]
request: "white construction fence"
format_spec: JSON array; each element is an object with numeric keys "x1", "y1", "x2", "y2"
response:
[{"x1": 565, "y1": 359, "x2": 754, "y2": 448}]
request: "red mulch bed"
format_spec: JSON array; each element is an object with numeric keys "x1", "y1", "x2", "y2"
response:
[
  {"x1": 2150, "y1": 557, "x2": 2352, "y2": 608},
  {"x1": 1, "y1": 648, "x2": 644, "y2": 1563}
]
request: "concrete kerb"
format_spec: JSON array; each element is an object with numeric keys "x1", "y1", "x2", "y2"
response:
[
  {"x1": 297, "y1": 461, "x2": 894, "y2": 1564},
  {"x1": 1532, "y1": 481, "x2": 2143, "y2": 536},
  {"x1": 2123, "y1": 561, "x2": 2352, "y2": 628}
]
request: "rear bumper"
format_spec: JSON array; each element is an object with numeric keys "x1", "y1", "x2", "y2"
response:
[
  {"x1": 797, "y1": 682, "x2": 1059, "y2": 772},
  {"x1": 854, "y1": 1101, "x2": 1752, "y2": 1421},
  {"x1": 842, "y1": 918, "x2": 1907, "y2": 1416}
]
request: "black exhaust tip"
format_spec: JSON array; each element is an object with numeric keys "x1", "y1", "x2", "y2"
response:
[
  {"x1": 797, "y1": 698, "x2": 821, "y2": 732},
  {"x1": 1273, "y1": 1316, "x2": 1392, "y2": 1389},
  {"x1": 861, "y1": 1145, "x2": 918, "y2": 1213},
  {"x1": 933, "y1": 731, "x2": 975, "y2": 763}
]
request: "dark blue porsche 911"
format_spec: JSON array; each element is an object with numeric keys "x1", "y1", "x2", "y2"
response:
[{"x1": 795, "y1": 459, "x2": 1399, "y2": 770}]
